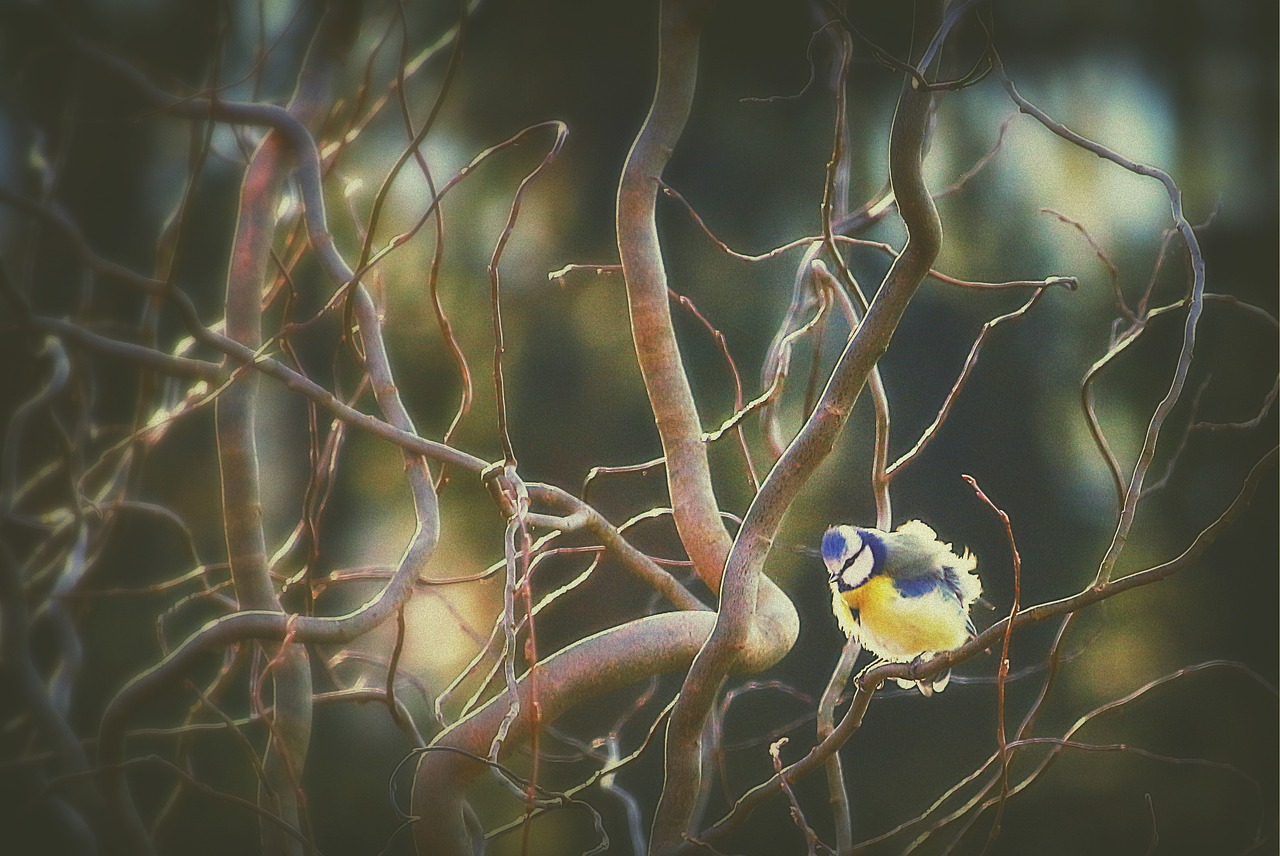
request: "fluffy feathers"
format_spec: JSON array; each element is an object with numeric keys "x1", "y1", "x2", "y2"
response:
[{"x1": 822, "y1": 520, "x2": 981, "y2": 694}]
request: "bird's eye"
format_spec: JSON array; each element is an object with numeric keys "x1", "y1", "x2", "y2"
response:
[{"x1": 822, "y1": 526, "x2": 866, "y2": 579}]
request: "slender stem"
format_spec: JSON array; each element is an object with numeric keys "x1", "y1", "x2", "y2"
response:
[
  {"x1": 992, "y1": 54, "x2": 1209, "y2": 586},
  {"x1": 818, "y1": 639, "x2": 861, "y2": 856},
  {"x1": 961, "y1": 476, "x2": 1021, "y2": 853},
  {"x1": 811, "y1": 261, "x2": 893, "y2": 528},
  {"x1": 887, "y1": 289, "x2": 1052, "y2": 480}
]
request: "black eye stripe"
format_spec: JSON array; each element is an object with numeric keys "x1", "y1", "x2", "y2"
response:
[{"x1": 839, "y1": 542, "x2": 867, "y2": 574}]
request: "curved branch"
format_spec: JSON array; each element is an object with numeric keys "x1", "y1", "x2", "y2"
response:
[
  {"x1": 616, "y1": 0, "x2": 728, "y2": 590},
  {"x1": 218, "y1": 101, "x2": 313, "y2": 856},
  {"x1": 818, "y1": 639, "x2": 860, "y2": 856},
  {"x1": 411, "y1": 611, "x2": 718, "y2": 854},
  {"x1": 528, "y1": 483, "x2": 708, "y2": 613},
  {"x1": 211, "y1": 8, "x2": 366, "y2": 850},
  {"x1": 93, "y1": 6, "x2": 445, "y2": 851},
  {"x1": 887, "y1": 287, "x2": 1054, "y2": 479},
  {"x1": 0, "y1": 543, "x2": 105, "y2": 838},
  {"x1": 652, "y1": 2, "x2": 945, "y2": 849}
]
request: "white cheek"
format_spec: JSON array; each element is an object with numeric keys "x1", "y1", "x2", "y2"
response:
[
  {"x1": 841, "y1": 548, "x2": 875, "y2": 588},
  {"x1": 842, "y1": 528, "x2": 863, "y2": 557},
  {"x1": 824, "y1": 527, "x2": 864, "y2": 576}
]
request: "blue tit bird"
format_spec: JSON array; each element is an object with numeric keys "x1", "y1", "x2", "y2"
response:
[{"x1": 822, "y1": 520, "x2": 981, "y2": 695}]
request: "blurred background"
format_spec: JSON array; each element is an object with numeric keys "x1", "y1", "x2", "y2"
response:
[{"x1": 0, "y1": 1, "x2": 1275, "y2": 854}]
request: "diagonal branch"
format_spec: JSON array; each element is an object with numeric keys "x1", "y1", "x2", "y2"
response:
[{"x1": 678, "y1": 445, "x2": 1275, "y2": 854}]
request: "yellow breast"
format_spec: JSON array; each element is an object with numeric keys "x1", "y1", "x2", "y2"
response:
[{"x1": 835, "y1": 575, "x2": 969, "y2": 661}]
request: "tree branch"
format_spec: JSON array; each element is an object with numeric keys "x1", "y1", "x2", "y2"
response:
[{"x1": 652, "y1": 2, "x2": 945, "y2": 849}]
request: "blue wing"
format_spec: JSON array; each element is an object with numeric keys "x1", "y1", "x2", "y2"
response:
[
  {"x1": 892, "y1": 575, "x2": 939, "y2": 598},
  {"x1": 895, "y1": 569, "x2": 976, "y2": 635},
  {"x1": 894, "y1": 567, "x2": 969, "y2": 602}
]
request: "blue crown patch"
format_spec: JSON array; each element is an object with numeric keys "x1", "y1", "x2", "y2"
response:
[{"x1": 821, "y1": 528, "x2": 848, "y2": 562}]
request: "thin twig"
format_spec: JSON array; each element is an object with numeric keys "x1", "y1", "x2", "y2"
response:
[
  {"x1": 1040, "y1": 207, "x2": 1133, "y2": 322},
  {"x1": 961, "y1": 475, "x2": 1021, "y2": 853},
  {"x1": 676, "y1": 447, "x2": 1275, "y2": 854}
]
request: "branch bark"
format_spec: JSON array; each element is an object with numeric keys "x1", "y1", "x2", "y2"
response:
[
  {"x1": 652, "y1": 2, "x2": 945, "y2": 849},
  {"x1": 213, "y1": 7, "x2": 364, "y2": 851},
  {"x1": 616, "y1": 0, "x2": 729, "y2": 590}
]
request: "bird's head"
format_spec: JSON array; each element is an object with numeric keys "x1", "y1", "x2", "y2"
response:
[{"x1": 821, "y1": 524, "x2": 883, "y2": 592}]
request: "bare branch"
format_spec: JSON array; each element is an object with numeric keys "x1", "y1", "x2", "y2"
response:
[
  {"x1": 992, "y1": 53, "x2": 1209, "y2": 586},
  {"x1": 616, "y1": 0, "x2": 732, "y2": 590},
  {"x1": 655, "y1": 1, "x2": 945, "y2": 847},
  {"x1": 678, "y1": 445, "x2": 1275, "y2": 853}
]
